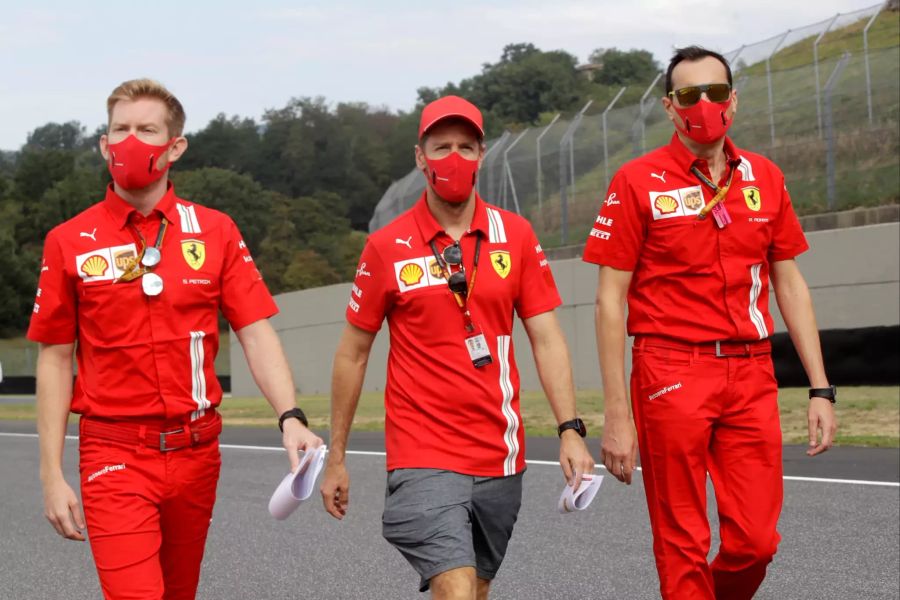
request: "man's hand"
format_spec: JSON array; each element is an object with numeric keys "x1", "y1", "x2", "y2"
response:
[
  {"x1": 320, "y1": 459, "x2": 350, "y2": 520},
  {"x1": 807, "y1": 397, "x2": 837, "y2": 456},
  {"x1": 559, "y1": 431, "x2": 596, "y2": 490},
  {"x1": 42, "y1": 477, "x2": 85, "y2": 541},
  {"x1": 281, "y1": 418, "x2": 324, "y2": 473},
  {"x1": 600, "y1": 415, "x2": 638, "y2": 484}
]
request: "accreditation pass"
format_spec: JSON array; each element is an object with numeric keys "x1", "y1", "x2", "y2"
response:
[{"x1": 465, "y1": 330, "x2": 493, "y2": 368}]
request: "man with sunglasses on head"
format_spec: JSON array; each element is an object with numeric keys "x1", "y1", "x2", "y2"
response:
[
  {"x1": 583, "y1": 47, "x2": 836, "y2": 599},
  {"x1": 321, "y1": 95, "x2": 594, "y2": 599},
  {"x1": 28, "y1": 78, "x2": 322, "y2": 600}
]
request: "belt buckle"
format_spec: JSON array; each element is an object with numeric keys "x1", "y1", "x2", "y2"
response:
[
  {"x1": 159, "y1": 428, "x2": 184, "y2": 452},
  {"x1": 715, "y1": 341, "x2": 752, "y2": 358}
]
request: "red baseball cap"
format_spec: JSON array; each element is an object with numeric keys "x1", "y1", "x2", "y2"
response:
[{"x1": 418, "y1": 95, "x2": 484, "y2": 141}]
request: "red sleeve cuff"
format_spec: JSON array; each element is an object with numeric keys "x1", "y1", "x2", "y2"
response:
[{"x1": 346, "y1": 311, "x2": 383, "y2": 333}]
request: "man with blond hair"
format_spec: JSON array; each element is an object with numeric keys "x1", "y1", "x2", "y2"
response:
[{"x1": 28, "y1": 78, "x2": 322, "y2": 599}]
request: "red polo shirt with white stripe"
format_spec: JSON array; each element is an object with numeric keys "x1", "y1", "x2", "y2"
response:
[
  {"x1": 348, "y1": 193, "x2": 560, "y2": 477},
  {"x1": 583, "y1": 133, "x2": 808, "y2": 342},
  {"x1": 27, "y1": 184, "x2": 277, "y2": 421}
]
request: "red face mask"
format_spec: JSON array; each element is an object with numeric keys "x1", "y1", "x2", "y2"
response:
[
  {"x1": 106, "y1": 135, "x2": 175, "y2": 190},
  {"x1": 673, "y1": 98, "x2": 733, "y2": 144},
  {"x1": 424, "y1": 152, "x2": 479, "y2": 204}
]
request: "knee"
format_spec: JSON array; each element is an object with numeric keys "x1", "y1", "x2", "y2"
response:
[{"x1": 726, "y1": 535, "x2": 778, "y2": 568}]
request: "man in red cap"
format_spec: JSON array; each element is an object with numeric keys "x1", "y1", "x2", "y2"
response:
[
  {"x1": 584, "y1": 47, "x2": 836, "y2": 599},
  {"x1": 321, "y1": 95, "x2": 594, "y2": 599},
  {"x1": 29, "y1": 78, "x2": 322, "y2": 599}
]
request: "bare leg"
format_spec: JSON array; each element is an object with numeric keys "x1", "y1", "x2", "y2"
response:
[
  {"x1": 431, "y1": 566, "x2": 477, "y2": 600},
  {"x1": 476, "y1": 577, "x2": 491, "y2": 600}
]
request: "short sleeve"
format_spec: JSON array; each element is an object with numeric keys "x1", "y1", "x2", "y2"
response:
[
  {"x1": 219, "y1": 218, "x2": 278, "y2": 331},
  {"x1": 27, "y1": 230, "x2": 77, "y2": 344},
  {"x1": 514, "y1": 226, "x2": 562, "y2": 319},
  {"x1": 582, "y1": 171, "x2": 646, "y2": 270},
  {"x1": 768, "y1": 176, "x2": 809, "y2": 262},
  {"x1": 345, "y1": 239, "x2": 393, "y2": 332}
]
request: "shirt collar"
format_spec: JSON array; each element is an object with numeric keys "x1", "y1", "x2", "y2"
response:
[
  {"x1": 667, "y1": 132, "x2": 743, "y2": 174},
  {"x1": 103, "y1": 183, "x2": 180, "y2": 229},
  {"x1": 412, "y1": 192, "x2": 491, "y2": 243}
]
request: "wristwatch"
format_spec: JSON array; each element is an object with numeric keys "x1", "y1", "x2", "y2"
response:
[
  {"x1": 278, "y1": 407, "x2": 309, "y2": 431},
  {"x1": 808, "y1": 385, "x2": 837, "y2": 404},
  {"x1": 557, "y1": 418, "x2": 587, "y2": 438}
]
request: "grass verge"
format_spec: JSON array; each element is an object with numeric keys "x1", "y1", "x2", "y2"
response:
[{"x1": 1, "y1": 387, "x2": 897, "y2": 447}]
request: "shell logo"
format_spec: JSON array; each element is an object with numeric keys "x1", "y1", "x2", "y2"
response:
[
  {"x1": 399, "y1": 262, "x2": 424, "y2": 287},
  {"x1": 81, "y1": 255, "x2": 109, "y2": 277},
  {"x1": 654, "y1": 195, "x2": 679, "y2": 214}
]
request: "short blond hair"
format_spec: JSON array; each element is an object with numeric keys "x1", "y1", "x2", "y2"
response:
[{"x1": 106, "y1": 78, "x2": 186, "y2": 137}]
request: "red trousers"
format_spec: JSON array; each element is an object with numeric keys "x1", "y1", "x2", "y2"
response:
[
  {"x1": 631, "y1": 337, "x2": 783, "y2": 600},
  {"x1": 78, "y1": 415, "x2": 221, "y2": 600}
]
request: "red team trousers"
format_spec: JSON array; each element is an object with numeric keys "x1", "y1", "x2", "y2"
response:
[
  {"x1": 78, "y1": 411, "x2": 222, "y2": 600},
  {"x1": 630, "y1": 336, "x2": 783, "y2": 600}
]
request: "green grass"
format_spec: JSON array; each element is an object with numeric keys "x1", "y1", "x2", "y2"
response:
[
  {"x1": 2, "y1": 387, "x2": 897, "y2": 447},
  {"x1": 0, "y1": 333, "x2": 231, "y2": 377}
]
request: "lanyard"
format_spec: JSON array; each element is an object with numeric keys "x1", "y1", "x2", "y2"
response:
[
  {"x1": 690, "y1": 165, "x2": 735, "y2": 220},
  {"x1": 118, "y1": 217, "x2": 168, "y2": 282},
  {"x1": 429, "y1": 234, "x2": 482, "y2": 331}
]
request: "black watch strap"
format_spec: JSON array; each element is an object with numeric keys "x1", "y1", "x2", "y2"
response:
[
  {"x1": 278, "y1": 407, "x2": 309, "y2": 431},
  {"x1": 809, "y1": 385, "x2": 837, "y2": 404},
  {"x1": 557, "y1": 418, "x2": 587, "y2": 438}
]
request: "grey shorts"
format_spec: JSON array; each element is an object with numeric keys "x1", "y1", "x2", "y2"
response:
[{"x1": 381, "y1": 468, "x2": 524, "y2": 592}]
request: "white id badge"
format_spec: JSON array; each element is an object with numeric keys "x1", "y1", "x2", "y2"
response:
[{"x1": 465, "y1": 331, "x2": 493, "y2": 368}]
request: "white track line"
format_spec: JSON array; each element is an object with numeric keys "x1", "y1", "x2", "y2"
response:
[{"x1": 3, "y1": 433, "x2": 898, "y2": 488}]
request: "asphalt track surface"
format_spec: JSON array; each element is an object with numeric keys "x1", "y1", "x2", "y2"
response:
[{"x1": 1, "y1": 422, "x2": 897, "y2": 600}]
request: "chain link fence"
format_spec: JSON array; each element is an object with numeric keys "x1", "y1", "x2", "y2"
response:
[{"x1": 370, "y1": 3, "x2": 899, "y2": 249}]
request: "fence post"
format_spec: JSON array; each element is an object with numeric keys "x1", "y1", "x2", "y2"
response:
[
  {"x1": 480, "y1": 131, "x2": 509, "y2": 201},
  {"x1": 634, "y1": 73, "x2": 663, "y2": 155},
  {"x1": 863, "y1": 5, "x2": 884, "y2": 126},
  {"x1": 766, "y1": 30, "x2": 792, "y2": 153},
  {"x1": 558, "y1": 100, "x2": 593, "y2": 245},
  {"x1": 814, "y1": 13, "x2": 841, "y2": 138},
  {"x1": 501, "y1": 128, "x2": 529, "y2": 215},
  {"x1": 535, "y1": 114, "x2": 560, "y2": 215},
  {"x1": 602, "y1": 87, "x2": 627, "y2": 192},
  {"x1": 824, "y1": 52, "x2": 851, "y2": 210}
]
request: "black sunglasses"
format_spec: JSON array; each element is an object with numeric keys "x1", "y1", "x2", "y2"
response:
[
  {"x1": 668, "y1": 83, "x2": 732, "y2": 107},
  {"x1": 442, "y1": 242, "x2": 462, "y2": 266}
]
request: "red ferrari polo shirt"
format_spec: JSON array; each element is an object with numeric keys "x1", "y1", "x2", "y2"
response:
[
  {"x1": 27, "y1": 184, "x2": 277, "y2": 421},
  {"x1": 583, "y1": 133, "x2": 808, "y2": 343},
  {"x1": 348, "y1": 193, "x2": 561, "y2": 477}
]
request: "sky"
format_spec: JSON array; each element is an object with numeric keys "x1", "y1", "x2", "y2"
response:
[{"x1": 0, "y1": 0, "x2": 884, "y2": 150}]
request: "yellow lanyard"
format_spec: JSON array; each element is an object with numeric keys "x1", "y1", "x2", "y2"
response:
[{"x1": 691, "y1": 166, "x2": 735, "y2": 220}]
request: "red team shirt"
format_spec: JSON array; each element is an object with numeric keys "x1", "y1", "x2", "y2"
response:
[
  {"x1": 27, "y1": 184, "x2": 277, "y2": 421},
  {"x1": 583, "y1": 134, "x2": 809, "y2": 342},
  {"x1": 347, "y1": 194, "x2": 561, "y2": 477}
]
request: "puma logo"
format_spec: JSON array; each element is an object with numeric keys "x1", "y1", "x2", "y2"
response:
[
  {"x1": 395, "y1": 236, "x2": 412, "y2": 249},
  {"x1": 80, "y1": 228, "x2": 97, "y2": 241},
  {"x1": 650, "y1": 171, "x2": 666, "y2": 183}
]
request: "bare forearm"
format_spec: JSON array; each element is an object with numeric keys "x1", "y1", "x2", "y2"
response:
[
  {"x1": 237, "y1": 322, "x2": 297, "y2": 416},
  {"x1": 36, "y1": 346, "x2": 73, "y2": 483},
  {"x1": 776, "y1": 285, "x2": 829, "y2": 388},
  {"x1": 596, "y1": 299, "x2": 629, "y2": 418},
  {"x1": 532, "y1": 338, "x2": 577, "y2": 424},
  {"x1": 329, "y1": 353, "x2": 367, "y2": 460},
  {"x1": 773, "y1": 262, "x2": 829, "y2": 388}
]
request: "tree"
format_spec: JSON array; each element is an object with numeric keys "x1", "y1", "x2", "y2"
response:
[
  {"x1": 177, "y1": 114, "x2": 262, "y2": 175},
  {"x1": 25, "y1": 121, "x2": 87, "y2": 151},
  {"x1": 588, "y1": 48, "x2": 660, "y2": 86},
  {"x1": 432, "y1": 43, "x2": 587, "y2": 130}
]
